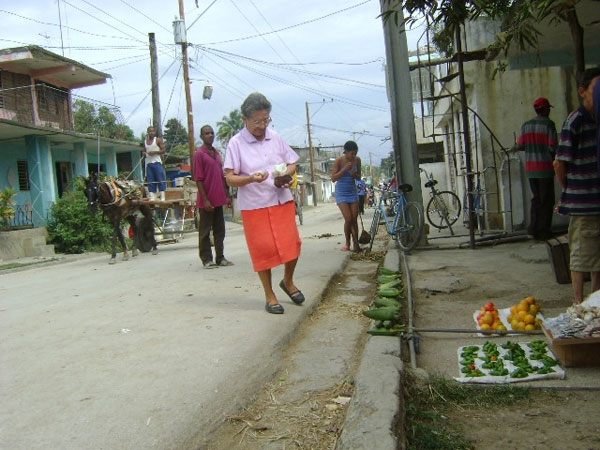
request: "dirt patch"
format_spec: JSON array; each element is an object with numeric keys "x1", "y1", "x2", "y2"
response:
[{"x1": 456, "y1": 390, "x2": 600, "y2": 450}]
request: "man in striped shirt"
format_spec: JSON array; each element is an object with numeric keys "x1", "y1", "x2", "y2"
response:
[
  {"x1": 554, "y1": 68, "x2": 600, "y2": 304},
  {"x1": 516, "y1": 97, "x2": 557, "y2": 240}
]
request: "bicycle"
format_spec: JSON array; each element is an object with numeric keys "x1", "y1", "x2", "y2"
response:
[
  {"x1": 461, "y1": 166, "x2": 495, "y2": 236},
  {"x1": 420, "y1": 168, "x2": 461, "y2": 233},
  {"x1": 368, "y1": 184, "x2": 424, "y2": 252}
]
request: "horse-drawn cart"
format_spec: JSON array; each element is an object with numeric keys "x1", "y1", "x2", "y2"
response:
[
  {"x1": 85, "y1": 175, "x2": 199, "y2": 262},
  {"x1": 138, "y1": 178, "x2": 198, "y2": 245}
]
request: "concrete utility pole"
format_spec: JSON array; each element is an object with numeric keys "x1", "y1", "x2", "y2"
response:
[
  {"x1": 379, "y1": 2, "x2": 423, "y2": 210},
  {"x1": 176, "y1": 0, "x2": 196, "y2": 171},
  {"x1": 305, "y1": 102, "x2": 317, "y2": 206},
  {"x1": 148, "y1": 33, "x2": 162, "y2": 135}
]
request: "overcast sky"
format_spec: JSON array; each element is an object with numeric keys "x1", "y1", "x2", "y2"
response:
[{"x1": 3, "y1": 0, "x2": 425, "y2": 164}]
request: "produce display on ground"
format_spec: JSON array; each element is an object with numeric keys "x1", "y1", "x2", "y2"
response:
[
  {"x1": 363, "y1": 267, "x2": 405, "y2": 336},
  {"x1": 455, "y1": 340, "x2": 565, "y2": 384},
  {"x1": 473, "y1": 297, "x2": 544, "y2": 335},
  {"x1": 543, "y1": 291, "x2": 600, "y2": 339}
]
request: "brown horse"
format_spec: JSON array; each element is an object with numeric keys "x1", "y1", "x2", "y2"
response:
[{"x1": 84, "y1": 174, "x2": 157, "y2": 264}]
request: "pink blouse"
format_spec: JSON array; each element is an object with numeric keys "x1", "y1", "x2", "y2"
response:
[{"x1": 224, "y1": 127, "x2": 299, "y2": 211}]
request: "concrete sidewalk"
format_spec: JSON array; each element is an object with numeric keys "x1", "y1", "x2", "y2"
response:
[{"x1": 0, "y1": 202, "x2": 354, "y2": 450}]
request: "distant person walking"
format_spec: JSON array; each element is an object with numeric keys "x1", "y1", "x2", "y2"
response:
[
  {"x1": 356, "y1": 177, "x2": 366, "y2": 215},
  {"x1": 554, "y1": 68, "x2": 600, "y2": 304},
  {"x1": 194, "y1": 125, "x2": 233, "y2": 269},
  {"x1": 143, "y1": 126, "x2": 167, "y2": 201},
  {"x1": 332, "y1": 140, "x2": 362, "y2": 252},
  {"x1": 515, "y1": 97, "x2": 558, "y2": 240},
  {"x1": 224, "y1": 92, "x2": 304, "y2": 315}
]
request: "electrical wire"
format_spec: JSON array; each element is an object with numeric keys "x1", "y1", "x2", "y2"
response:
[
  {"x1": 201, "y1": 46, "x2": 386, "y2": 90},
  {"x1": 0, "y1": 9, "x2": 137, "y2": 42},
  {"x1": 201, "y1": 47, "x2": 388, "y2": 112},
  {"x1": 118, "y1": 0, "x2": 172, "y2": 34},
  {"x1": 199, "y1": 0, "x2": 372, "y2": 46},
  {"x1": 187, "y1": 0, "x2": 220, "y2": 31}
]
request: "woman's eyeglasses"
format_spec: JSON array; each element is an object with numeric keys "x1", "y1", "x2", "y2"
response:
[{"x1": 250, "y1": 117, "x2": 272, "y2": 126}]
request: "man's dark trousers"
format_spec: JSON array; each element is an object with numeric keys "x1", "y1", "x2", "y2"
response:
[
  {"x1": 528, "y1": 178, "x2": 554, "y2": 239},
  {"x1": 198, "y1": 206, "x2": 225, "y2": 264}
]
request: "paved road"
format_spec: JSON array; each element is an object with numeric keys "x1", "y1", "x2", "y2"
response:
[{"x1": 0, "y1": 202, "x2": 352, "y2": 450}]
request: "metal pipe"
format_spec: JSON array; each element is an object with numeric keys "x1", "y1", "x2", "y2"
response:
[{"x1": 412, "y1": 327, "x2": 543, "y2": 336}]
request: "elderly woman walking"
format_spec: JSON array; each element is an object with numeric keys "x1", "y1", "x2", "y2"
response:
[{"x1": 224, "y1": 92, "x2": 304, "y2": 314}]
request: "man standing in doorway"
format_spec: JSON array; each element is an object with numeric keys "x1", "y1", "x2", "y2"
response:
[
  {"x1": 515, "y1": 97, "x2": 558, "y2": 240},
  {"x1": 554, "y1": 68, "x2": 600, "y2": 304},
  {"x1": 143, "y1": 126, "x2": 167, "y2": 201},
  {"x1": 194, "y1": 125, "x2": 233, "y2": 269}
]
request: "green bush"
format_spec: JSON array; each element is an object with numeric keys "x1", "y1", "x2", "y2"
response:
[{"x1": 47, "y1": 189, "x2": 113, "y2": 254}]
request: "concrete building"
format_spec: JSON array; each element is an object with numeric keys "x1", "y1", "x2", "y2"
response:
[
  {"x1": 409, "y1": 0, "x2": 600, "y2": 234},
  {"x1": 0, "y1": 46, "x2": 143, "y2": 229}
]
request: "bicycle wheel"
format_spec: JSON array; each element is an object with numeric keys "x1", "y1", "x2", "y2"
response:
[
  {"x1": 395, "y1": 201, "x2": 424, "y2": 252},
  {"x1": 368, "y1": 208, "x2": 381, "y2": 252},
  {"x1": 426, "y1": 191, "x2": 461, "y2": 229}
]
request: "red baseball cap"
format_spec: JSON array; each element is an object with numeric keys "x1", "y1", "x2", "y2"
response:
[{"x1": 533, "y1": 98, "x2": 552, "y2": 109}]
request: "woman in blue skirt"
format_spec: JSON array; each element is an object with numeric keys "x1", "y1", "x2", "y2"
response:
[{"x1": 332, "y1": 141, "x2": 362, "y2": 251}]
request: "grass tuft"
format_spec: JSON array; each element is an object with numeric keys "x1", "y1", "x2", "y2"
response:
[{"x1": 404, "y1": 371, "x2": 531, "y2": 450}]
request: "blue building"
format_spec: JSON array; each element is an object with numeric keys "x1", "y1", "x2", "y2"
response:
[{"x1": 0, "y1": 46, "x2": 143, "y2": 228}]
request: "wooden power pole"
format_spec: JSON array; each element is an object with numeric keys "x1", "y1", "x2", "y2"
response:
[
  {"x1": 176, "y1": 0, "x2": 196, "y2": 171},
  {"x1": 148, "y1": 33, "x2": 162, "y2": 135},
  {"x1": 305, "y1": 102, "x2": 317, "y2": 206}
]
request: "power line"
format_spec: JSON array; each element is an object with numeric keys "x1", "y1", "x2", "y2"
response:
[
  {"x1": 118, "y1": 0, "x2": 172, "y2": 34},
  {"x1": 202, "y1": 47, "x2": 386, "y2": 90},
  {"x1": 200, "y1": 47, "x2": 388, "y2": 112},
  {"x1": 0, "y1": 9, "x2": 136, "y2": 42},
  {"x1": 199, "y1": 0, "x2": 372, "y2": 46},
  {"x1": 187, "y1": 0, "x2": 220, "y2": 31}
]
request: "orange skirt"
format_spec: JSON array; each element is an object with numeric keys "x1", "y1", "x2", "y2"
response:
[{"x1": 241, "y1": 201, "x2": 302, "y2": 272}]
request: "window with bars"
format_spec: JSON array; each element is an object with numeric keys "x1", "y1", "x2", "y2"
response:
[{"x1": 17, "y1": 160, "x2": 30, "y2": 191}]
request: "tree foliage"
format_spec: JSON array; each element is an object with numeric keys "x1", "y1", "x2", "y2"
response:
[
  {"x1": 73, "y1": 100, "x2": 136, "y2": 141},
  {"x1": 163, "y1": 118, "x2": 188, "y2": 147},
  {"x1": 216, "y1": 109, "x2": 244, "y2": 148},
  {"x1": 381, "y1": 0, "x2": 591, "y2": 77}
]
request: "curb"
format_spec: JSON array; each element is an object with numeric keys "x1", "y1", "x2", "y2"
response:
[{"x1": 337, "y1": 244, "x2": 403, "y2": 449}]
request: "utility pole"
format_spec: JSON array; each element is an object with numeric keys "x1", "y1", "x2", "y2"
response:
[
  {"x1": 305, "y1": 102, "x2": 317, "y2": 206},
  {"x1": 148, "y1": 33, "x2": 162, "y2": 135},
  {"x1": 176, "y1": 0, "x2": 196, "y2": 171}
]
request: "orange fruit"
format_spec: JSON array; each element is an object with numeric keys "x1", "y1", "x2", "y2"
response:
[
  {"x1": 526, "y1": 296, "x2": 536, "y2": 305},
  {"x1": 480, "y1": 323, "x2": 491, "y2": 330},
  {"x1": 510, "y1": 306, "x2": 518, "y2": 315},
  {"x1": 516, "y1": 310, "x2": 527, "y2": 321},
  {"x1": 517, "y1": 303, "x2": 529, "y2": 313},
  {"x1": 525, "y1": 324, "x2": 535, "y2": 331},
  {"x1": 497, "y1": 324, "x2": 507, "y2": 331},
  {"x1": 482, "y1": 313, "x2": 494, "y2": 326},
  {"x1": 511, "y1": 319, "x2": 520, "y2": 329},
  {"x1": 529, "y1": 304, "x2": 540, "y2": 314},
  {"x1": 516, "y1": 321, "x2": 526, "y2": 331},
  {"x1": 507, "y1": 314, "x2": 514, "y2": 323},
  {"x1": 524, "y1": 314, "x2": 535, "y2": 325}
]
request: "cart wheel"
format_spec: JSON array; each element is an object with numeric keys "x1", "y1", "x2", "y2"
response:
[{"x1": 136, "y1": 218, "x2": 154, "y2": 253}]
